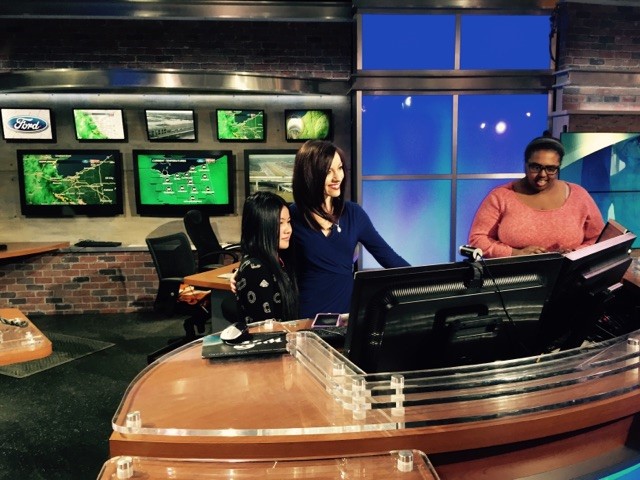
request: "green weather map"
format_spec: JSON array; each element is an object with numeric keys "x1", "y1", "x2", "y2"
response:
[
  {"x1": 137, "y1": 153, "x2": 229, "y2": 205},
  {"x1": 217, "y1": 110, "x2": 264, "y2": 140},
  {"x1": 23, "y1": 153, "x2": 119, "y2": 205},
  {"x1": 74, "y1": 109, "x2": 125, "y2": 140}
]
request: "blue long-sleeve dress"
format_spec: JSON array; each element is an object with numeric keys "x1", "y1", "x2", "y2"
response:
[{"x1": 290, "y1": 201, "x2": 409, "y2": 318}]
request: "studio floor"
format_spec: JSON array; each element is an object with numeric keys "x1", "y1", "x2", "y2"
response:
[{"x1": 0, "y1": 311, "x2": 187, "y2": 480}]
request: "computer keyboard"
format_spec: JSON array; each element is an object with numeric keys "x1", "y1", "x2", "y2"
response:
[{"x1": 74, "y1": 240, "x2": 122, "y2": 248}]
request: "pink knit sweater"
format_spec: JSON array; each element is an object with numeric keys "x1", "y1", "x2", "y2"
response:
[{"x1": 468, "y1": 181, "x2": 604, "y2": 258}]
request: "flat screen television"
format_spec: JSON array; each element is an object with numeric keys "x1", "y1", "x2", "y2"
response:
[
  {"x1": 17, "y1": 150, "x2": 124, "y2": 217},
  {"x1": 244, "y1": 149, "x2": 297, "y2": 203},
  {"x1": 538, "y1": 231, "x2": 636, "y2": 350},
  {"x1": 132, "y1": 150, "x2": 235, "y2": 217},
  {"x1": 216, "y1": 109, "x2": 265, "y2": 141},
  {"x1": 560, "y1": 132, "x2": 640, "y2": 248},
  {"x1": 284, "y1": 109, "x2": 332, "y2": 141},
  {"x1": 344, "y1": 253, "x2": 564, "y2": 373},
  {"x1": 73, "y1": 109, "x2": 126, "y2": 141},
  {"x1": 145, "y1": 109, "x2": 196, "y2": 141}
]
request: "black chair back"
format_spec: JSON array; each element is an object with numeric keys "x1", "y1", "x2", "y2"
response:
[{"x1": 183, "y1": 209, "x2": 239, "y2": 271}]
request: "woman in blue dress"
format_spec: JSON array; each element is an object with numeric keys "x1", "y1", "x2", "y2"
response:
[{"x1": 290, "y1": 140, "x2": 409, "y2": 318}]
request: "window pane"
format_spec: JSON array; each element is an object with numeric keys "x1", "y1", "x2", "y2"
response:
[
  {"x1": 362, "y1": 95, "x2": 453, "y2": 175},
  {"x1": 362, "y1": 14, "x2": 455, "y2": 70},
  {"x1": 460, "y1": 15, "x2": 550, "y2": 70},
  {"x1": 362, "y1": 179, "x2": 451, "y2": 268},
  {"x1": 457, "y1": 94, "x2": 549, "y2": 174},
  {"x1": 456, "y1": 179, "x2": 513, "y2": 260}
]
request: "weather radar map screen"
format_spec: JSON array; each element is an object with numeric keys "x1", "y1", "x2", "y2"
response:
[
  {"x1": 133, "y1": 150, "x2": 235, "y2": 217},
  {"x1": 216, "y1": 109, "x2": 265, "y2": 141},
  {"x1": 17, "y1": 150, "x2": 123, "y2": 217}
]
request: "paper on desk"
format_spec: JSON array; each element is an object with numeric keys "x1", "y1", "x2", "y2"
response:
[{"x1": 217, "y1": 272, "x2": 235, "y2": 279}]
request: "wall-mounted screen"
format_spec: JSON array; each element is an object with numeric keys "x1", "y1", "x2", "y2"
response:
[
  {"x1": 17, "y1": 150, "x2": 123, "y2": 217},
  {"x1": 145, "y1": 109, "x2": 196, "y2": 141},
  {"x1": 1, "y1": 108, "x2": 55, "y2": 141},
  {"x1": 133, "y1": 150, "x2": 235, "y2": 217},
  {"x1": 284, "y1": 109, "x2": 332, "y2": 141},
  {"x1": 244, "y1": 149, "x2": 297, "y2": 203},
  {"x1": 73, "y1": 109, "x2": 126, "y2": 141},
  {"x1": 560, "y1": 132, "x2": 640, "y2": 248},
  {"x1": 216, "y1": 109, "x2": 265, "y2": 141}
]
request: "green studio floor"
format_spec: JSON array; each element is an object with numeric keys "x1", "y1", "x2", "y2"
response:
[{"x1": 0, "y1": 312, "x2": 188, "y2": 480}]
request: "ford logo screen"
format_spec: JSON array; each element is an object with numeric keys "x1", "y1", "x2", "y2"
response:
[{"x1": 8, "y1": 116, "x2": 50, "y2": 133}]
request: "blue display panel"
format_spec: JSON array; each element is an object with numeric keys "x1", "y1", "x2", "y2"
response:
[
  {"x1": 361, "y1": 14, "x2": 455, "y2": 70},
  {"x1": 560, "y1": 132, "x2": 640, "y2": 248},
  {"x1": 457, "y1": 94, "x2": 549, "y2": 174},
  {"x1": 361, "y1": 95, "x2": 452, "y2": 175},
  {"x1": 361, "y1": 179, "x2": 451, "y2": 268},
  {"x1": 460, "y1": 15, "x2": 551, "y2": 70},
  {"x1": 455, "y1": 178, "x2": 515, "y2": 259}
]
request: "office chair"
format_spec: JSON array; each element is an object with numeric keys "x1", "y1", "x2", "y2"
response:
[
  {"x1": 183, "y1": 209, "x2": 241, "y2": 272},
  {"x1": 146, "y1": 232, "x2": 212, "y2": 363}
]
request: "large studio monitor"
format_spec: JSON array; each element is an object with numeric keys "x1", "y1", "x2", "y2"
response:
[{"x1": 344, "y1": 254, "x2": 564, "y2": 373}]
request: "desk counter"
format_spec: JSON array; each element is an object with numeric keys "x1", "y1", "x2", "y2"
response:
[
  {"x1": 0, "y1": 308, "x2": 52, "y2": 366},
  {"x1": 0, "y1": 241, "x2": 70, "y2": 260},
  {"x1": 110, "y1": 321, "x2": 640, "y2": 478}
]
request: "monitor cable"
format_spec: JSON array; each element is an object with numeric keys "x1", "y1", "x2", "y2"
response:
[{"x1": 460, "y1": 245, "x2": 529, "y2": 356}]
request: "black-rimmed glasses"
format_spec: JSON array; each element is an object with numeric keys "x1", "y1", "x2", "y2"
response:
[{"x1": 527, "y1": 162, "x2": 559, "y2": 175}]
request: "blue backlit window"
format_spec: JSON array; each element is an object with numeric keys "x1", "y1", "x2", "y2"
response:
[
  {"x1": 461, "y1": 15, "x2": 551, "y2": 69},
  {"x1": 361, "y1": 15, "x2": 455, "y2": 70},
  {"x1": 457, "y1": 94, "x2": 549, "y2": 173},
  {"x1": 362, "y1": 95, "x2": 452, "y2": 175}
]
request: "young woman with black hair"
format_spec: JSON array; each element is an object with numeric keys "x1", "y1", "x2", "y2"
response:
[{"x1": 235, "y1": 191, "x2": 299, "y2": 323}]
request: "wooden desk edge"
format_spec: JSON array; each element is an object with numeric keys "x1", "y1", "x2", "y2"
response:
[
  {"x1": 183, "y1": 262, "x2": 239, "y2": 291},
  {"x1": 0, "y1": 308, "x2": 53, "y2": 366},
  {"x1": 0, "y1": 241, "x2": 70, "y2": 260}
]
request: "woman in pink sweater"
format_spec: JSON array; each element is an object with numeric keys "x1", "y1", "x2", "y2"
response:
[{"x1": 468, "y1": 135, "x2": 604, "y2": 258}]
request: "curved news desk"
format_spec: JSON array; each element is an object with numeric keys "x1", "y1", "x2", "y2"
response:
[{"x1": 109, "y1": 313, "x2": 640, "y2": 479}]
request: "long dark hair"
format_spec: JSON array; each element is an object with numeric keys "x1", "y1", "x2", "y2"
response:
[
  {"x1": 292, "y1": 140, "x2": 347, "y2": 230},
  {"x1": 240, "y1": 191, "x2": 298, "y2": 320}
]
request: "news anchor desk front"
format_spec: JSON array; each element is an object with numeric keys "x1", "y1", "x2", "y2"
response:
[{"x1": 110, "y1": 317, "x2": 640, "y2": 479}]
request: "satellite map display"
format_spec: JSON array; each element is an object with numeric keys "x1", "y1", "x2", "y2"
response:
[
  {"x1": 216, "y1": 110, "x2": 265, "y2": 141},
  {"x1": 21, "y1": 152, "x2": 119, "y2": 206},
  {"x1": 136, "y1": 152, "x2": 230, "y2": 205}
]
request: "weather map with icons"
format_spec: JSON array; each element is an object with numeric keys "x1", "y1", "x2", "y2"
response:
[
  {"x1": 216, "y1": 110, "x2": 265, "y2": 141},
  {"x1": 22, "y1": 152, "x2": 119, "y2": 206},
  {"x1": 136, "y1": 152, "x2": 230, "y2": 206},
  {"x1": 285, "y1": 109, "x2": 331, "y2": 141}
]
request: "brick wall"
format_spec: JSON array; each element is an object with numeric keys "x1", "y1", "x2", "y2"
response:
[
  {"x1": 0, "y1": 19, "x2": 352, "y2": 79},
  {"x1": 0, "y1": 251, "x2": 156, "y2": 316},
  {"x1": 555, "y1": 2, "x2": 640, "y2": 131}
]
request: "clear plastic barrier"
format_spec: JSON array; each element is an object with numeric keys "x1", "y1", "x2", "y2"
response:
[
  {"x1": 112, "y1": 316, "x2": 640, "y2": 437},
  {"x1": 98, "y1": 450, "x2": 440, "y2": 480}
]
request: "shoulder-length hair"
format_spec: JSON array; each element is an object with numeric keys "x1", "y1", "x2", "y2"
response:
[
  {"x1": 292, "y1": 140, "x2": 347, "y2": 230},
  {"x1": 240, "y1": 191, "x2": 298, "y2": 320}
]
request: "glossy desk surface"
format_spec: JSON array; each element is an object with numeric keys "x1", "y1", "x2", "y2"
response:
[
  {"x1": 0, "y1": 241, "x2": 70, "y2": 260},
  {"x1": 0, "y1": 308, "x2": 52, "y2": 366},
  {"x1": 110, "y1": 316, "x2": 640, "y2": 464},
  {"x1": 183, "y1": 262, "x2": 239, "y2": 291},
  {"x1": 99, "y1": 450, "x2": 440, "y2": 479}
]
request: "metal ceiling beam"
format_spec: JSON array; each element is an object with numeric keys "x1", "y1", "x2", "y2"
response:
[
  {"x1": 0, "y1": 69, "x2": 351, "y2": 95},
  {"x1": 0, "y1": 1, "x2": 354, "y2": 22}
]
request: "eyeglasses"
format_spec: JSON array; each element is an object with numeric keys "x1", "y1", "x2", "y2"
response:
[{"x1": 527, "y1": 163, "x2": 559, "y2": 175}]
